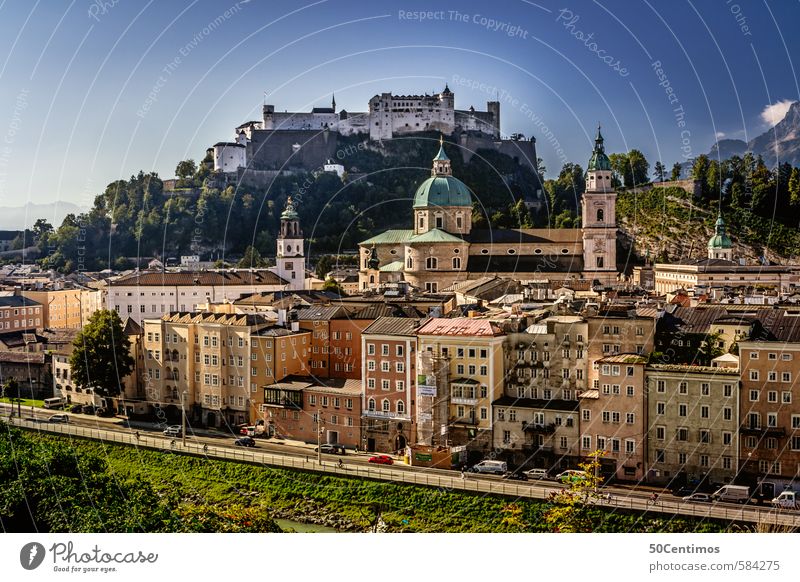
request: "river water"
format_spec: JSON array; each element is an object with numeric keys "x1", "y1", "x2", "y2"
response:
[{"x1": 274, "y1": 518, "x2": 339, "y2": 533}]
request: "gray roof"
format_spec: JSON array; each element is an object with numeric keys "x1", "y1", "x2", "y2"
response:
[
  {"x1": 0, "y1": 295, "x2": 41, "y2": 308},
  {"x1": 363, "y1": 316, "x2": 426, "y2": 336}
]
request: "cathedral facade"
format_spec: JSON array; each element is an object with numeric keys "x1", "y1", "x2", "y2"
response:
[{"x1": 358, "y1": 129, "x2": 619, "y2": 292}]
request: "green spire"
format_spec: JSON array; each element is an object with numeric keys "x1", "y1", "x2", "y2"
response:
[
  {"x1": 433, "y1": 134, "x2": 449, "y2": 161},
  {"x1": 587, "y1": 124, "x2": 611, "y2": 171},
  {"x1": 367, "y1": 245, "x2": 379, "y2": 270},
  {"x1": 708, "y1": 212, "x2": 732, "y2": 249}
]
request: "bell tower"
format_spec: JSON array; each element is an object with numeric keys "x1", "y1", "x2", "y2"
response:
[
  {"x1": 581, "y1": 126, "x2": 617, "y2": 281},
  {"x1": 276, "y1": 196, "x2": 306, "y2": 290}
]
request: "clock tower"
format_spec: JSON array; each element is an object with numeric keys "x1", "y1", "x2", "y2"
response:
[{"x1": 275, "y1": 196, "x2": 306, "y2": 290}]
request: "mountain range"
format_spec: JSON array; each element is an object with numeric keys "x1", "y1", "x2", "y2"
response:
[
  {"x1": 0, "y1": 201, "x2": 87, "y2": 231},
  {"x1": 708, "y1": 101, "x2": 800, "y2": 166}
]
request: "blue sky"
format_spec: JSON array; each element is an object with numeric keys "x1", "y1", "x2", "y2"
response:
[{"x1": 1, "y1": 0, "x2": 799, "y2": 212}]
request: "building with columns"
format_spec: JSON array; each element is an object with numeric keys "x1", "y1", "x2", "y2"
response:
[{"x1": 358, "y1": 128, "x2": 619, "y2": 292}]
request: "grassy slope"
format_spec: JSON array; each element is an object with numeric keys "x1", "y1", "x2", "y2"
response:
[{"x1": 58, "y1": 436, "x2": 726, "y2": 533}]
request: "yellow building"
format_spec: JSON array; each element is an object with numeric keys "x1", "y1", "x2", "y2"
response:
[{"x1": 416, "y1": 318, "x2": 505, "y2": 451}]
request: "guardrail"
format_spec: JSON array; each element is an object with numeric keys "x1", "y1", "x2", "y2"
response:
[{"x1": 8, "y1": 416, "x2": 800, "y2": 528}]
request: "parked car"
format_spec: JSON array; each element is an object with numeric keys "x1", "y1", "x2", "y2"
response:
[
  {"x1": 314, "y1": 443, "x2": 345, "y2": 455},
  {"x1": 671, "y1": 487, "x2": 700, "y2": 497},
  {"x1": 163, "y1": 425, "x2": 182, "y2": 437},
  {"x1": 771, "y1": 490, "x2": 800, "y2": 510},
  {"x1": 69, "y1": 404, "x2": 84, "y2": 414},
  {"x1": 234, "y1": 437, "x2": 255, "y2": 447},
  {"x1": 503, "y1": 471, "x2": 528, "y2": 481},
  {"x1": 48, "y1": 414, "x2": 69, "y2": 423},
  {"x1": 523, "y1": 468, "x2": 549, "y2": 480},
  {"x1": 556, "y1": 469, "x2": 587, "y2": 483},
  {"x1": 712, "y1": 484, "x2": 751, "y2": 504},
  {"x1": 368, "y1": 455, "x2": 393, "y2": 465},
  {"x1": 682, "y1": 492, "x2": 712, "y2": 503},
  {"x1": 82, "y1": 405, "x2": 95, "y2": 415},
  {"x1": 95, "y1": 407, "x2": 114, "y2": 417},
  {"x1": 469, "y1": 460, "x2": 508, "y2": 475},
  {"x1": 238, "y1": 425, "x2": 256, "y2": 437}
]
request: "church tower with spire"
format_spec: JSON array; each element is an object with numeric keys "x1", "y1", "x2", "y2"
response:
[
  {"x1": 275, "y1": 196, "x2": 306, "y2": 290},
  {"x1": 581, "y1": 126, "x2": 618, "y2": 282}
]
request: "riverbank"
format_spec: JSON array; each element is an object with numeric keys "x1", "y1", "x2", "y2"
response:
[{"x1": 51, "y1": 434, "x2": 730, "y2": 533}]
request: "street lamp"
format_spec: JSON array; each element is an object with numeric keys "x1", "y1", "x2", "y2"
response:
[
  {"x1": 181, "y1": 390, "x2": 188, "y2": 446},
  {"x1": 316, "y1": 411, "x2": 324, "y2": 464}
]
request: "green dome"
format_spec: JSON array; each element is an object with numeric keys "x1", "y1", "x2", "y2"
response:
[
  {"x1": 413, "y1": 176, "x2": 473, "y2": 208},
  {"x1": 281, "y1": 196, "x2": 299, "y2": 220},
  {"x1": 708, "y1": 213, "x2": 732, "y2": 249}
]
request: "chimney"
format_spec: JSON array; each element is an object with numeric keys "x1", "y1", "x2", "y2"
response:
[{"x1": 278, "y1": 308, "x2": 287, "y2": 326}]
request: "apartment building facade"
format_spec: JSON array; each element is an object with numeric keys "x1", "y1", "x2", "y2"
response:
[
  {"x1": 580, "y1": 354, "x2": 648, "y2": 482},
  {"x1": 738, "y1": 340, "x2": 800, "y2": 486},
  {"x1": 587, "y1": 308, "x2": 655, "y2": 388},
  {"x1": 361, "y1": 317, "x2": 423, "y2": 453},
  {"x1": 0, "y1": 296, "x2": 42, "y2": 332},
  {"x1": 416, "y1": 318, "x2": 505, "y2": 451},
  {"x1": 645, "y1": 363, "x2": 740, "y2": 487}
]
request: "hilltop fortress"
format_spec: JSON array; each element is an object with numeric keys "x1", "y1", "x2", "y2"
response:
[{"x1": 209, "y1": 85, "x2": 539, "y2": 186}]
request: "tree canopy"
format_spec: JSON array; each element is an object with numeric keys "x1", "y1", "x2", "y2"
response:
[{"x1": 69, "y1": 309, "x2": 134, "y2": 398}]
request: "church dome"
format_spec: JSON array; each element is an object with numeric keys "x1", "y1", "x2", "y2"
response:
[
  {"x1": 413, "y1": 176, "x2": 473, "y2": 208},
  {"x1": 587, "y1": 125, "x2": 611, "y2": 171},
  {"x1": 708, "y1": 213, "x2": 732, "y2": 249}
]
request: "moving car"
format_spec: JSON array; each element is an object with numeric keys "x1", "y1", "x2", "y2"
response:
[
  {"x1": 239, "y1": 426, "x2": 256, "y2": 437},
  {"x1": 524, "y1": 468, "x2": 549, "y2": 480},
  {"x1": 682, "y1": 492, "x2": 712, "y2": 503},
  {"x1": 771, "y1": 491, "x2": 800, "y2": 510},
  {"x1": 712, "y1": 484, "x2": 750, "y2": 504},
  {"x1": 368, "y1": 455, "x2": 393, "y2": 465},
  {"x1": 234, "y1": 437, "x2": 256, "y2": 447},
  {"x1": 48, "y1": 413, "x2": 69, "y2": 423},
  {"x1": 163, "y1": 425, "x2": 182, "y2": 437},
  {"x1": 43, "y1": 397, "x2": 65, "y2": 409}
]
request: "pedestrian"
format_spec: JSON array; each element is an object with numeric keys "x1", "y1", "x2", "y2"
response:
[
  {"x1": 461, "y1": 466, "x2": 466, "y2": 480},
  {"x1": 134, "y1": 431, "x2": 140, "y2": 441}
]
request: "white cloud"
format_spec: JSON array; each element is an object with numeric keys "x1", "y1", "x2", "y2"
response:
[
  {"x1": 760, "y1": 99, "x2": 796, "y2": 127},
  {"x1": 715, "y1": 131, "x2": 726, "y2": 139}
]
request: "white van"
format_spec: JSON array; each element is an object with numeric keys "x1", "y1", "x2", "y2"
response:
[
  {"x1": 43, "y1": 397, "x2": 65, "y2": 409},
  {"x1": 470, "y1": 460, "x2": 507, "y2": 475},
  {"x1": 712, "y1": 484, "x2": 750, "y2": 504},
  {"x1": 771, "y1": 491, "x2": 800, "y2": 510}
]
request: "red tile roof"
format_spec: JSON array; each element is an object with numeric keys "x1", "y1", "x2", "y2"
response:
[{"x1": 416, "y1": 318, "x2": 504, "y2": 337}]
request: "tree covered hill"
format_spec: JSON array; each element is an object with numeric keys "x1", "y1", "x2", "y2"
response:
[{"x1": 35, "y1": 134, "x2": 542, "y2": 272}]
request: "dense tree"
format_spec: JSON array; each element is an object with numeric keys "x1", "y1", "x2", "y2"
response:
[
  {"x1": 69, "y1": 309, "x2": 134, "y2": 399},
  {"x1": 670, "y1": 162, "x2": 682, "y2": 181},
  {"x1": 626, "y1": 149, "x2": 650, "y2": 186},
  {"x1": 789, "y1": 167, "x2": 800, "y2": 207},
  {"x1": 175, "y1": 159, "x2": 197, "y2": 187},
  {"x1": 238, "y1": 245, "x2": 266, "y2": 268},
  {"x1": 653, "y1": 161, "x2": 665, "y2": 182}
]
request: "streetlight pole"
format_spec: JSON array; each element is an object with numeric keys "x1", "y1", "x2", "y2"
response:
[
  {"x1": 181, "y1": 390, "x2": 187, "y2": 446},
  {"x1": 317, "y1": 411, "x2": 324, "y2": 464}
]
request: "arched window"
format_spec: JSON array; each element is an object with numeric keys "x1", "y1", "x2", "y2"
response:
[
  {"x1": 597, "y1": 208, "x2": 604, "y2": 222},
  {"x1": 397, "y1": 400, "x2": 405, "y2": 414},
  {"x1": 452, "y1": 257, "x2": 461, "y2": 270},
  {"x1": 369, "y1": 275, "x2": 375, "y2": 283},
  {"x1": 426, "y1": 257, "x2": 437, "y2": 270},
  {"x1": 406, "y1": 256, "x2": 413, "y2": 269},
  {"x1": 382, "y1": 399, "x2": 390, "y2": 412},
  {"x1": 368, "y1": 398, "x2": 375, "y2": 411},
  {"x1": 456, "y1": 213, "x2": 463, "y2": 230}
]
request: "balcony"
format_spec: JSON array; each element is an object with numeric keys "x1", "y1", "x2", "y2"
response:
[
  {"x1": 522, "y1": 443, "x2": 554, "y2": 453},
  {"x1": 522, "y1": 422, "x2": 556, "y2": 434},
  {"x1": 364, "y1": 409, "x2": 410, "y2": 420},
  {"x1": 451, "y1": 396, "x2": 478, "y2": 406},
  {"x1": 739, "y1": 425, "x2": 786, "y2": 438}
]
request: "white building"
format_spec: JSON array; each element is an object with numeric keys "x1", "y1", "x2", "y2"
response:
[
  {"x1": 105, "y1": 269, "x2": 288, "y2": 323},
  {"x1": 212, "y1": 133, "x2": 247, "y2": 172}
]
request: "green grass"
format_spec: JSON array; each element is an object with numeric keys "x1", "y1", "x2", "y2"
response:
[{"x1": 47, "y1": 435, "x2": 729, "y2": 533}]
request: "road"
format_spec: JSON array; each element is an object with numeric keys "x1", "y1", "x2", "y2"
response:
[{"x1": 4, "y1": 406, "x2": 800, "y2": 528}]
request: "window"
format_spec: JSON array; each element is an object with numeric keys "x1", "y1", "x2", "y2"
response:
[
  {"x1": 582, "y1": 435, "x2": 591, "y2": 450},
  {"x1": 656, "y1": 402, "x2": 665, "y2": 415},
  {"x1": 749, "y1": 389, "x2": 759, "y2": 402},
  {"x1": 582, "y1": 409, "x2": 591, "y2": 422},
  {"x1": 626, "y1": 386, "x2": 634, "y2": 397},
  {"x1": 699, "y1": 430, "x2": 710, "y2": 443},
  {"x1": 783, "y1": 372, "x2": 792, "y2": 383},
  {"x1": 625, "y1": 440, "x2": 635, "y2": 454},
  {"x1": 679, "y1": 382, "x2": 688, "y2": 395},
  {"x1": 597, "y1": 436, "x2": 606, "y2": 450},
  {"x1": 722, "y1": 432, "x2": 732, "y2": 446},
  {"x1": 677, "y1": 427, "x2": 688, "y2": 441},
  {"x1": 723, "y1": 407, "x2": 732, "y2": 421},
  {"x1": 750, "y1": 370, "x2": 759, "y2": 381},
  {"x1": 626, "y1": 412, "x2": 635, "y2": 424},
  {"x1": 768, "y1": 413, "x2": 778, "y2": 427},
  {"x1": 700, "y1": 405, "x2": 709, "y2": 419},
  {"x1": 656, "y1": 380, "x2": 665, "y2": 393},
  {"x1": 768, "y1": 371, "x2": 777, "y2": 382},
  {"x1": 678, "y1": 403, "x2": 687, "y2": 417},
  {"x1": 452, "y1": 257, "x2": 461, "y2": 269},
  {"x1": 768, "y1": 390, "x2": 778, "y2": 403},
  {"x1": 699, "y1": 455, "x2": 709, "y2": 468},
  {"x1": 367, "y1": 343, "x2": 375, "y2": 355},
  {"x1": 783, "y1": 391, "x2": 792, "y2": 404},
  {"x1": 723, "y1": 384, "x2": 733, "y2": 398},
  {"x1": 425, "y1": 257, "x2": 437, "y2": 270},
  {"x1": 678, "y1": 452, "x2": 687, "y2": 465}
]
